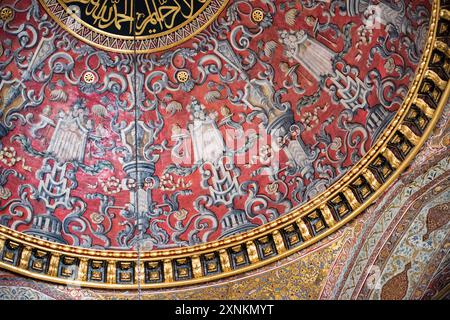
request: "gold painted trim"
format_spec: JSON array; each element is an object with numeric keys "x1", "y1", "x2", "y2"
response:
[
  {"x1": 321, "y1": 205, "x2": 336, "y2": 228},
  {"x1": 272, "y1": 230, "x2": 286, "y2": 254},
  {"x1": 0, "y1": 0, "x2": 448, "y2": 289},
  {"x1": 399, "y1": 124, "x2": 421, "y2": 145}
]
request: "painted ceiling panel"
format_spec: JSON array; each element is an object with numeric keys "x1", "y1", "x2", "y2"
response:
[{"x1": 0, "y1": 0, "x2": 448, "y2": 291}]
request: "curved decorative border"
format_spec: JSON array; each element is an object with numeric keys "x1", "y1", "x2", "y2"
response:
[
  {"x1": 38, "y1": 0, "x2": 230, "y2": 54},
  {"x1": 0, "y1": 0, "x2": 449, "y2": 289}
]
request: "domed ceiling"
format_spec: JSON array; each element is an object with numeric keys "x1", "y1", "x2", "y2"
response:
[{"x1": 0, "y1": 0, "x2": 448, "y2": 288}]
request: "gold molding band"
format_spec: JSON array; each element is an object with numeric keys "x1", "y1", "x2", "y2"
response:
[{"x1": 0, "y1": 1, "x2": 449, "y2": 289}]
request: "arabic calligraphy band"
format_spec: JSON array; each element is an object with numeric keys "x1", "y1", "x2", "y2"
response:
[{"x1": 60, "y1": 0, "x2": 208, "y2": 36}]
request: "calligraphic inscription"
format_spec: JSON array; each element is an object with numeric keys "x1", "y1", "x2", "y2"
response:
[{"x1": 39, "y1": 0, "x2": 229, "y2": 53}]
